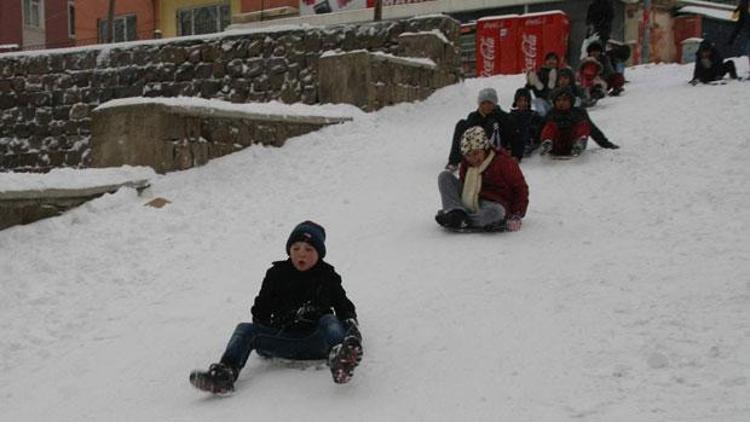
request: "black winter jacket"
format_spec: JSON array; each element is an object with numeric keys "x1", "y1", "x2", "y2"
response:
[
  {"x1": 250, "y1": 259, "x2": 357, "y2": 330},
  {"x1": 509, "y1": 109, "x2": 543, "y2": 156},
  {"x1": 692, "y1": 42, "x2": 726, "y2": 83},
  {"x1": 730, "y1": 0, "x2": 750, "y2": 43},
  {"x1": 449, "y1": 106, "x2": 518, "y2": 165},
  {"x1": 586, "y1": 0, "x2": 614, "y2": 41}
]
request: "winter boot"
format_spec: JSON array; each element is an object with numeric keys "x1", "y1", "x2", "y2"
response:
[
  {"x1": 328, "y1": 336, "x2": 363, "y2": 384},
  {"x1": 189, "y1": 363, "x2": 237, "y2": 394},
  {"x1": 571, "y1": 137, "x2": 588, "y2": 157},
  {"x1": 539, "y1": 139, "x2": 553, "y2": 156}
]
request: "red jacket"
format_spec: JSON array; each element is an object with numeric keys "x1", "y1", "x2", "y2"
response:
[{"x1": 460, "y1": 149, "x2": 529, "y2": 217}]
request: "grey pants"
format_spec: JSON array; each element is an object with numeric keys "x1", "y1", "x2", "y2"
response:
[{"x1": 438, "y1": 170, "x2": 506, "y2": 227}]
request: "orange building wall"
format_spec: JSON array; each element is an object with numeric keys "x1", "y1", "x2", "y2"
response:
[
  {"x1": 240, "y1": 0, "x2": 298, "y2": 12},
  {"x1": 75, "y1": 0, "x2": 159, "y2": 46}
]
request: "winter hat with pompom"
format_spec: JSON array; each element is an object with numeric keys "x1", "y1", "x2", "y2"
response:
[{"x1": 460, "y1": 126, "x2": 490, "y2": 155}]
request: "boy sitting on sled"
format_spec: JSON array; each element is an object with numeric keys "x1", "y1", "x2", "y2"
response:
[{"x1": 190, "y1": 221, "x2": 362, "y2": 393}]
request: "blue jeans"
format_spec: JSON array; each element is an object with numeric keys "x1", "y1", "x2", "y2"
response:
[{"x1": 220, "y1": 314, "x2": 346, "y2": 371}]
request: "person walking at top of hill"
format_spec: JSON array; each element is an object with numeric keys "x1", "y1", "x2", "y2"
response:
[
  {"x1": 446, "y1": 88, "x2": 518, "y2": 170},
  {"x1": 729, "y1": 0, "x2": 750, "y2": 72},
  {"x1": 586, "y1": 0, "x2": 614, "y2": 46}
]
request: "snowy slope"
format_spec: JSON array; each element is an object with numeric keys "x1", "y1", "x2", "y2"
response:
[{"x1": 1, "y1": 62, "x2": 749, "y2": 422}]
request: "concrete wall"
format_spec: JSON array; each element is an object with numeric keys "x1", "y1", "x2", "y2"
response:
[
  {"x1": 90, "y1": 101, "x2": 351, "y2": 173},
  {"x1": 0, "y1": 15, "x2": 461, "y2": 172}
]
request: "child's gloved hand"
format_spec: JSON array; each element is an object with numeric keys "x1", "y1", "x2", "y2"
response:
[{"x1": 506, "y1": 215, "x2": 522, "y2": 232}]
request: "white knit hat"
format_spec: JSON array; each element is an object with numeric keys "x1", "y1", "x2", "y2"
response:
[
  {"x1": 477, "y1": 88, "x2": 498, "y2": 105},
  {"x1": 460, "y1": 126, "x2": 490, "y2": 155}
]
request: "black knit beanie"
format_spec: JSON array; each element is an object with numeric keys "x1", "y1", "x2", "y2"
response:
[{"x1": 286, "y1": 220, "x2": 326, "y2": 258}]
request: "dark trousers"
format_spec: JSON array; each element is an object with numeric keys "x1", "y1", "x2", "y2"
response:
[
  {"x1": 699, "y1": 61, "x2": 738, "y2": 83},
  {"x1": 220, "y1": 314, "x2": 346, "y2": 372}
]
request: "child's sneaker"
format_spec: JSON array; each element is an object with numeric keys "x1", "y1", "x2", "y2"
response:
[
  {"x1": 539, "y1": 139, "x2": 553, "y2": 156},
  {"x1": 328, "y1": 336, "x2": 363, "y2": 384},
  {"x1": 571, "y1": 137, "x2": 587, "y2": 157},
  {"x1": 189, "y1": 363, "x2": 237, "y2": 394}
]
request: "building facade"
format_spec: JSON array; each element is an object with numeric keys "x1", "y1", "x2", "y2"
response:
[
  {"x1": 159, "y1": 0, "x2": 241, "y2": 38},
  {"x1": 0, "y1": 1, "x2": 24, "y2": 51},
  {"x1": 74, "y1": 0, "x2": 159, "y2": 46},
  {"x1": 0, "y1": 0, "x2": 75, "y2": 51},
  {"x1": 45, "y1": 0, "x2": 76, "y2": 49}
]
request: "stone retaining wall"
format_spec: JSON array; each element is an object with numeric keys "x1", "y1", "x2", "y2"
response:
[
  {"x1": 90, "y1": 101, "x2": 352, "y2": 173},
  {"x1": 0, "y1": 15, "x2": 461, "y2": 173}
]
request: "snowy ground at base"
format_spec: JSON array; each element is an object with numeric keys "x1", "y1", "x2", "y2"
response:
[{"x1": 1, "y1": 62, "x2": 749, "y2": 422}]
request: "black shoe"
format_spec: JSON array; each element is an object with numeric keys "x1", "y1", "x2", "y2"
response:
[
  {"x1": 328, "y1": 336, "x2": 363, "y2": 384},
  {"x1": 189, "y1": 363, "x2": 237, "y2": 394},
  {"x1": 436, "y1": 209, "x2": 467, "y2": 229}
]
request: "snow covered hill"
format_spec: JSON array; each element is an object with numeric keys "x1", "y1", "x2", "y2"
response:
[{"x1": 1, "y1": 62, "x2": 749, "y2": 422}]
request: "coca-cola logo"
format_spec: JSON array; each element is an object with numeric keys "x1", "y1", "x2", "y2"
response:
[
  {"x1": 479, "y1": 36, "x2": 496, "y2": 76},
  {"x1": 521, "y1": 33, "x2": 537, "y2": 72}
]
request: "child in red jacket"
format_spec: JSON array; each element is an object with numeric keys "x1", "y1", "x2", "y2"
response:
[
  {"x1": 436, "y1": 126, "x2": 529, "y2": 232},
  {"x1": 540, "y1": 88, "x2": 591, "y2": 157}
]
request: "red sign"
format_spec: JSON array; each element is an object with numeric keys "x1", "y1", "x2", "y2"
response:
[{"x1": 476, "y1": 11, "x2": 569, "y2": 76}]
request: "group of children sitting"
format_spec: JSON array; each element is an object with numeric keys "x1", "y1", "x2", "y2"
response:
[{"x1": 436, "y1": 46, "x2": 627, "y2": 233}]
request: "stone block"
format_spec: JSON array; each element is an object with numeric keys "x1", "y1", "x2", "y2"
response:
[{"x1": 318, "y1": 51, "x2": 372, "y2": 110}]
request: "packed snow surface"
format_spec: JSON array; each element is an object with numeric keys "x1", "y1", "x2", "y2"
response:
[{"x1": 1, "y1": 62, "x2": 749, "y2": 421}]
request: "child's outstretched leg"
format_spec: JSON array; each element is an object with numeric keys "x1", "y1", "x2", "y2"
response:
[
  {"x1": 190, "y1": 322, "x2": 259, "y2": 394},
  {"x1": 327, "y1": 318, "x2": 363, "y2": 384}
]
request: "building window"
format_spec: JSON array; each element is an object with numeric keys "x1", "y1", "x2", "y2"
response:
[
  {"x1": 98, "y1": 15, "x2": 137, "y2": 43},
  {"x1": 177, "y1": 3, "x2": 231, "y2": 36},
  {"x1": 68, "y1": 1, "x2": 76, "y2": 37},
  {"x1": 23, "y1": 0, "x2": 43, "y2": 28}
]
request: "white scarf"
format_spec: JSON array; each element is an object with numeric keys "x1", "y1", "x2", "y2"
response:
[{"x1": 461, "y1": 150, "x2": 495, "y2": 212}]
